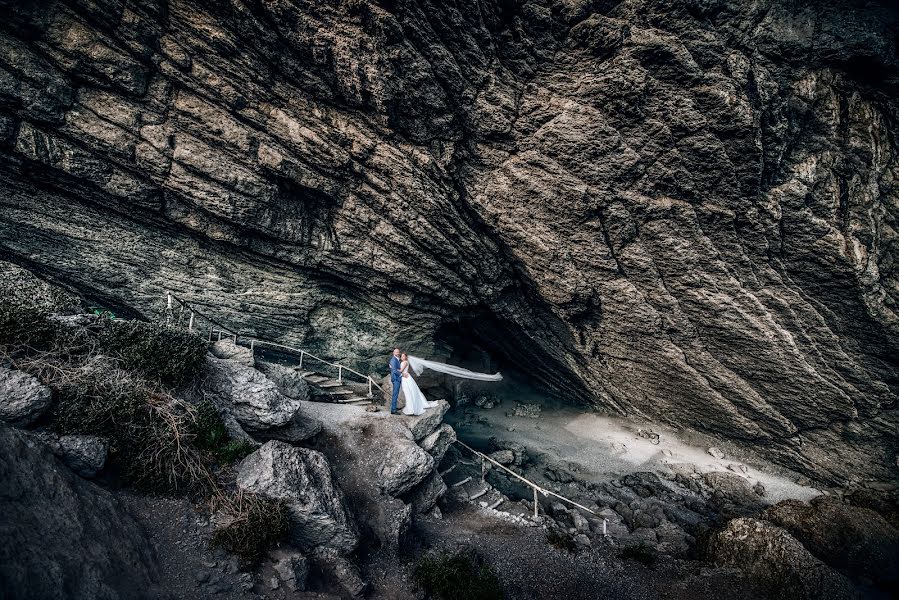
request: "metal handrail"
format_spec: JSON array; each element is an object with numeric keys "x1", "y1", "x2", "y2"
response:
[
  {"x1": 166, "y1": 292, "x2": 385, "y2": 398},
  {"x1": 454, "y1": 439, "x2": 599, "y2": 518}
]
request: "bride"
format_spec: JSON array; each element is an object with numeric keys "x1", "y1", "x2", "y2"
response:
[
  {"x1": 400, "y1": 353, "x2": 438, "y2": 416},
  {"x1": 398, "y1": 352, "x2": 503, "y2": 416}
]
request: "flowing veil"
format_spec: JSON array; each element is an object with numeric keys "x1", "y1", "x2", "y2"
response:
[{"x1": 407, "y1": 355, "x2": 502, "y2": 382}]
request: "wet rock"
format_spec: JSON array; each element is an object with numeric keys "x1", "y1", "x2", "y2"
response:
[
  {"x1": 255, "y1": 361, "x2": 310, "y2": 400},
  {"x1": 419, "y1": 424, "x2": 456, "y2": 464},
  {"x1": 764, "y1": 497, "x2": 899, "y2": 586},
  {"x1": 237, "y1": 441, "x2": 358, "y2": 554},
  {"x1": 0, "y1": 366, "x2": 53, "y2": 426},
  {"x1": 0, "y1": 424, "x2": 161, "y2": 599},
  {"x1": 707, "y1": 518, "x2": 858, "y2": 600}
]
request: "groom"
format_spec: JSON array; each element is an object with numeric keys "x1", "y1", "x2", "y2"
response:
[{"x1": 389, "y1": 347, "x2": 402, "y2": 415}]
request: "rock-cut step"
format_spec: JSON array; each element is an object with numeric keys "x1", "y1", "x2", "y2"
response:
[{"x1": 299, "y1": 371, "x2": 372, "y2": 406}]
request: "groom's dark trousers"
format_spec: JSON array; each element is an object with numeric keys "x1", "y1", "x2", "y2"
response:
[{"x1": 389, "y1": 355, "x2": 402, "y2": 412}]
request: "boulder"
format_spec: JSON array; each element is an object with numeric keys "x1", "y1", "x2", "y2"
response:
[
  {"x1": 209, "y1": 339, "x2": 254, "y2": 366},
  {"x1": 271, "y1": 550, "x2": 309, "y2": 592},
  {"x1": 0, "y1": 424, "x2": 161, "y2": 599},
  {"x1": 252, "y1": 408, "x2": 322, "y2": 443},
  {"x1": 707, "y1": 517, "x2": 859, "y2": 600},
  {"x1": 405, "y1": 472, "x2": 447, "y2": 514},
  {"x1": 405, "y1": 399, "x2": 450, "y2": 441},
  {"x1": 255, "y1": 361, "x2": 310, "y2": 400},
  {"x1": 702, "y1": 471, "x2": 763, "y2": 510},
  {"x1": 33, "y1": 432, "x2": 108, "y2": 478},
  {"x1": 764, "y1": 497, "x2": 899, "y2": 586},
  {"x1": 0, "y1": 366, "x2": 52, "y2": 426},
  {"x1": 237, "y1": 441, "x2": 358, "y2": 554},
  {"x1": 204, "y1": 356, "x2": 302, "y2": 434},
  {"x1": 419, "y1": 423, "x2": 456, "y2": 464},
  {"x1": 489, "y1": 449, "x2": 515, "y2": 465},
  {"x1": 378, "y1": 421, "x2": 435, "y2": 496}
]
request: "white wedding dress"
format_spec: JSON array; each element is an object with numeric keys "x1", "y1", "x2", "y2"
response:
[{"x1": 400, "y1": 361, "x2": 439, "y2": 416}]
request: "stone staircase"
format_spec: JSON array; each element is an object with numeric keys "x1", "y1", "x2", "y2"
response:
[
  {"x1": 439, "y1": 453, "x2": 534, "y2": 522},
  {"x1": 299, "y1": 370, "x2": 373, "y2": 406}
]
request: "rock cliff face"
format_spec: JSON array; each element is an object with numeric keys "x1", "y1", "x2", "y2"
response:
[{"x1": 0, "y1": 0, "x2": 897, "y2": 484}]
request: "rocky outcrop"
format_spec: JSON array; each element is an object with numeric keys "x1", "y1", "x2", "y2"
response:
[
  {"x1": 236, "y1": 441, "x2": 359, "y2": 555},
  {"x1": 707, "y1": 517, "x2": 859, "y2": 600},
  {"x1": 0, "y1": 424, "x2": 161, "y2": 599},
  {"x1": 204, "y1": 354, "x2": 321, "y2": 442},
  {"x1": 0, "y1": 0, "x2": 897, "y2": 485},
  {"x1": 0, "y1": 366, "x2": 52, "y2": 426},
  {"x1": 255, "y1": 361, "x2": 310, "y2": 401},
  {"x1": 764, "y1": 497, "x2": 899, "y2": 587},
  {"x1": 33, "y1": 431, "x2": 108, "y2": 478}
]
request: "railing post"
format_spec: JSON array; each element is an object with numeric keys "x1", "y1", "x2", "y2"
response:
[
  {"x1": 249, "y1": 339, "x2": 255, "y2": 353},
  {"x1": 217, "y1": 330, "x2": 223, "y2": 341},
  {"x1": 338, "y1": 365, "x2": 343, "y2": 383},
  {"x1": 188, "y1": 311, "x2": 194, "y2": 331},
  {"x1": 208, "y1": 326, "x2": 213, "y2": 342},
  {"x1": 299, "y1": 351, "x2": 303, "y2": 369},
  {"x1": 166, "y1": 292, "x2": 172, "y2": 310},
  {"x1": 533, "y1": 487, "x2": 539, "y2": 519},
  {"x1": 233, "y1": 333, "x2": 238, "y2": 345},
  {"x1": 368, "y1": 377, "x2": 373, "y2": 398}
]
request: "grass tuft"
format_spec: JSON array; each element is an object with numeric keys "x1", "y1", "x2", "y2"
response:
[
  {"x1": 414, "y1": 551, "x2": 504, "y2": 600},
  {"x1": 191, "y1": 399, "x2": 255, "y2": 465},
  {"x1": 211, "y1": 491, "x2": 290, "y2": 566}
]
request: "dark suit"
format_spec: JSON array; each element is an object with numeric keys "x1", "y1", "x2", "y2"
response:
[{"x1": 389, "y1": 355, "x2": 402, "y2": 412}]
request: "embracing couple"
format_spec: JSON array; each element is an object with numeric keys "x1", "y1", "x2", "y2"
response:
[{"x1": 388, "y1": 348, "x2": 439, "y2": 416}]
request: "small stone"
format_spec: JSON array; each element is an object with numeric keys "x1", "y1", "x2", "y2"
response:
[
  {"x1": 238, "y1": 573, "x2": 253, "y2": 591},
  {"x1": 753, "y1": 481, "x2": 766, "y2": 496},
  {"x1": 576, "y1": 534, "x2": 592, "y2": 546},
  {"x1": 269, "y1": 576, "x2": 279, "y2": 590},
  {"x1": 707, "y1": 447, "x2": 725, "y2": 459},
  {"x1": 195, "y1": 570, "x2": 211, "y2": 583},
  {"x1": 661, "y1": 449, "x2": 673, "y2": 457},
  {"x1": 365, "y1": 404, "x2": 380, "y2": 412}
]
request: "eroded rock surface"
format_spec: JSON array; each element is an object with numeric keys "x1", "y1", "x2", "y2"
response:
[
  {"x1": 0, "y1": 424, "x2": 161, "y2": 599},
  {"x1": 0, "y1": 0, "x2": 897, "y2": 484},
  {"x1": 0, "y1": 366, "x2": 53, "y2": 426},
  {"x1": 236, "y1": 440, "x2": 359, "y2": 555}
]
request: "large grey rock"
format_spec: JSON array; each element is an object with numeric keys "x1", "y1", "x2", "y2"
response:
[
  {"x1": 764, "y1": 497, "x2": 899, "y2": 586},
  {"x1": 205, "y1": 356, "x2": 318, "y2": 439},
  {"x1": 237, "y1": 441, "x2": 358, "y2": 555},
  {"x1": 0, "y1": 367, "x2": 52, "y2": 426},
  {"x1": 0, "y1": 424, "x2": 161, "y2": 599},
  {"x1": 377, "y1": 421, "x2": 435, "y2": 496},
  {"x1": 405, "y1": 400, "x2": 450, "y2": 441},
  {"x1": 209, "y1": 339, "x2": 253, "y2": 366},
  {"x1": 405, "y1": 472, "x2": 447, "y2": 514},
  {"x1": 419, "y1": 423, "x2": 456, "y2": 465},
  {"x1": 33, "y1": 432, "x2": 108, "y2": 478},
  {"x1": 707, "y1": 517, "x2": 859, "y2": 600},
  {"x1": 255, "y1": 361, "x2": 310, "y2": 400},
  {"x1": 0, "y1": 0, "x2": 897, "y2": 486}
]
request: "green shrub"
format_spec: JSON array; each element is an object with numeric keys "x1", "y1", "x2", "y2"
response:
[
  {"x1": 98, "y1": 319, "x2": 207, "y2": 386},
  {"x1": 191, "y1": 400, "x2": 255, "y2": 465},
  {"x1": 414, "y1": 551, "x2": 504, "y2": 600},
  {"x1": 620, "y1": 542, "x2": 658, "y2": 565},
  {"x1": 546, "y1": 528, "x2": 579, "y2": 553},
  {"x1": 211, "y1": 491, "x2": 290, "y2": 566}
]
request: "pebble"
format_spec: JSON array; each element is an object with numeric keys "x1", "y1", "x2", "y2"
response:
[{"x1": 707, "y1": 447, "x2": 725, "y2": 459}]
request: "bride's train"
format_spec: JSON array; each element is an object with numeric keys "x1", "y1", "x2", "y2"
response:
[{"x1": 400, "y1": 356, "x2": 502, "y2": 416}]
